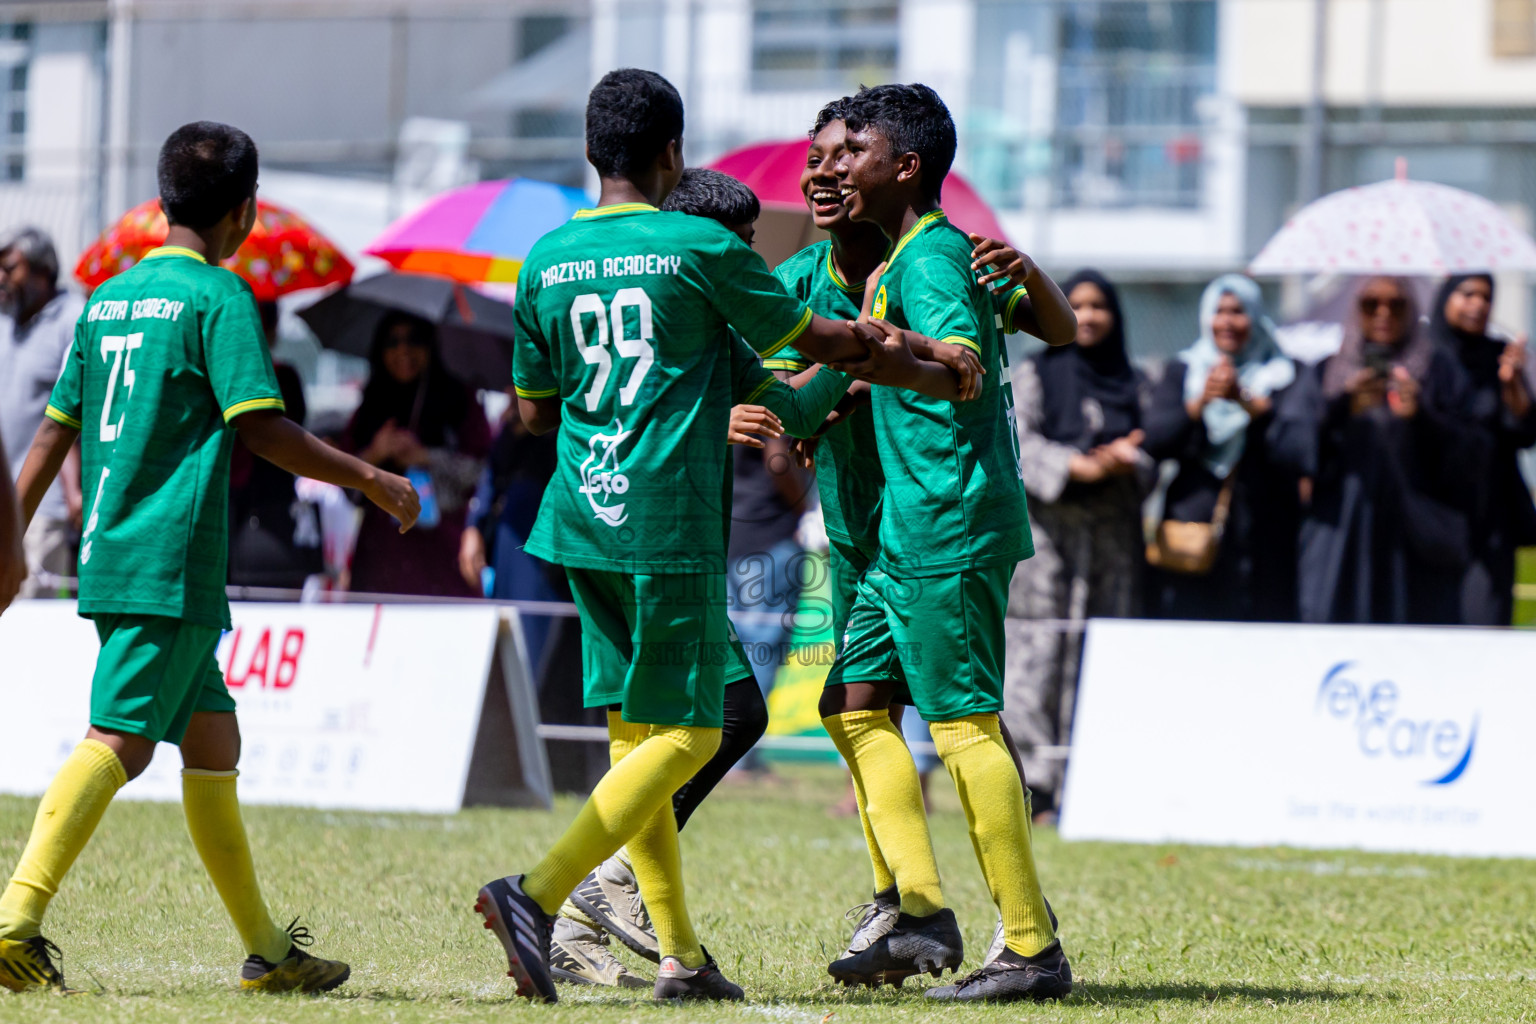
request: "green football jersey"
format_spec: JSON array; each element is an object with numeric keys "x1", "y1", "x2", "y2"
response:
[
  {"x1": 863, "y1": 211, "x2": 1032, "y2": 575},
  {"x1": 512, "y1": 203, "x2": 815, "y2": 574},
  {"x1": 45, "y1": 246, "x2": 284, "y2": 628},
  {"x1": 766, "y1": 241, "x2": 886, "y2": 557}
]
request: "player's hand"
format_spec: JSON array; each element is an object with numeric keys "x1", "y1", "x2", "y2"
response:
[
  {"x1": 366, "y1": 470, "x2": 421, "y2": 533},
  {"x1": 833, "y1": 319, "x2": 920, "y2": 387},
  {"x1": 1387, "y1": 366, "x2": 1420, "y2": 419},
  {"x1": 1500, "y1": 335, "x2": 1531, "y2": 417},
  {"x1": 728, "y1": 404, "x2": 783, "y2": 448},
  {"x1": 459, "y1": 525, "x2": 488, "y2": 591},
  {"x1": 929, "y1": 340, "x2": 985, "y2": 401},
  {"x1": 791, "y1": 435, "x2": 819, "y2": 469},
  {"x1": 968, "y1": 233, "x2": 1037, "y2": 288},
  {"x1": 857, "y1": 262, "x2": 888, "y2": 321}
]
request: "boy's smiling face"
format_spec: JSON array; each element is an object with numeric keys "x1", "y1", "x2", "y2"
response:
[
  {"x1": 801, "y1": 119, "x2": 853, "y2": 232},
  {"x1": 834, "y1": 125, "x2": 907, "y2": 227}
]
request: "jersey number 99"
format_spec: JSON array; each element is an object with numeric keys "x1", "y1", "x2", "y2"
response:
[{"x1": 569, "y1": 288, "x2": 654, "y2": 413}]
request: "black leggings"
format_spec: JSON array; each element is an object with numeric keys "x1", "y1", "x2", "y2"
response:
[{"x1": 670, "y1": 679, "x2": 768, "y2": 831}]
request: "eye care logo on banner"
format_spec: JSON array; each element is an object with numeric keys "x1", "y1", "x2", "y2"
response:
[{"x1": 1315, "y1": 661, "x2": 1478, "y2": 787}]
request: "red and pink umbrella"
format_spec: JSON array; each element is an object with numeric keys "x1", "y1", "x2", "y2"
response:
[
  {"x1": 75, "y1": 198, "x2": 353, "y2": 301},
  {"x1": 709, "y1": 139, "x2": 1010, "y2": 268}
]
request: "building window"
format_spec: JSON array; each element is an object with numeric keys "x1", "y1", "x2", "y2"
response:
[
  {"x1": 751, "y1": 0, "x2": 898, "y2": 92},
  {"x1": 0, "y1": 22, "x2": 28, "y2": 182},
  {"x1": 1493, "y1": 0, "x2": 1536, "y2": 57},
  {"x1": 1054, "y1": 1, "x2": 1217, "y2": 208}
]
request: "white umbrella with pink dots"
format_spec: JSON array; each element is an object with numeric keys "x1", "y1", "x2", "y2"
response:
[{"x1": 1249, "y1": 160, "x2": 1536, "y2": 276}]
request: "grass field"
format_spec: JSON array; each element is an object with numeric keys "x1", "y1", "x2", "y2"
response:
[{"x1": 3, "y1": 764, "x2": 1534, "y2": 1023}]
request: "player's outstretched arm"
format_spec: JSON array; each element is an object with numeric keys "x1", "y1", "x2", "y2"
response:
[
  {"x1": 233, "y1": 410, "x2": 421, "y2": 533},
  {"x1": 16, "y1": 417, "x2": 78, "y2": 528},
  {"x1": 753, "y1": 365, "x2": 858, "y2": 438},
  {"x1": 970, "y1": 233, "x2": 1076, "y2": 347},
  {"x1": 0, "y1": 428, "x2": 26, "y2": 613}
]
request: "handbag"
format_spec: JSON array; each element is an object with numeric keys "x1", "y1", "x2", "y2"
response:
[{"x1": 1145, "y1": 473, "x2": 1235, "y2": 575}]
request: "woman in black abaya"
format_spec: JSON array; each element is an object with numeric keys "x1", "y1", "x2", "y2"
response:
[
  {"x1": 1427, "y1": 274, "x2": 1536, "y2": 625},
  {"x1": 1295, "y1": 276, "x2": 1481, "y2": 624}
]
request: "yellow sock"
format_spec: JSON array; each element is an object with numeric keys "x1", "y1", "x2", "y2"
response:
[
  {"x1": 182, "y1": 770, "x2": 291, "y2": 963},
  {"x1": 851, "y1": 772, "x2": 897, "y2": 894},
  {"x1": 0, "y1": 740, "x2": 126, "y2": 940},
  {"x1": 603, "y1": 715, "x2": 704, "y2": 967},
  {"x1": 821, "y1": 710, "x2": 942, "y2": 917},
  {"x1": 522, "y1": 717, "x2": 720, "y2": 936},
  {"x1": 930, "y1": 714, "x2": 1055, "y2": 957}
]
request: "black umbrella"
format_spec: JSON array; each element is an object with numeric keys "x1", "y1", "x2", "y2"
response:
[{"x1": 297, "y1": 271, "x2": 516, "y2": 390}]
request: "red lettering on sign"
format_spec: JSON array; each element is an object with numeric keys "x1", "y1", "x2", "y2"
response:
[
  {"x1": 275, "y1": 629, "x2": 304, "y2": 689},
  {"x1": 242, "y1": 628, "x2": 272, "y2": 688}
]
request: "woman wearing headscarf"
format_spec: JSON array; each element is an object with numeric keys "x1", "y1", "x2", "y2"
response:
[
  {"x1": 345, "y1": 311, "x2": 492, "y2": 596},
  {"x1": 1426, "y1": 274, "x2": 1536, "y2": 624},
  {"x1": 1002, "y1": 269, "x2": 1152, "y2": 822},
  {"x1": 1291, "y1": 276, "x2": 1480, "y2": 624},
  {"x1": 1143, "y1": 273, "x2": 1301, "y2": 620}
]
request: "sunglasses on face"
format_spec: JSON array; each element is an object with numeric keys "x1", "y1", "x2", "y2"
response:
[
  {"x1": 382, "y1": 335, "x2": 429, "y2": 351},
  {"x1": 1359, "y1": 297, "x2": 1406, "y2": 315}
]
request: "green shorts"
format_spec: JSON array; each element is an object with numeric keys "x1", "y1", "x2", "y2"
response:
[
  {"x1": 827, "y1": 538, "x2": 904, "y2": 690},
  {"x1": 566, "y1": 567, "x2": 728, "y2": 728},
  {"x1": 90, "y1": 614, "x2": 237, "y2": 744},
  {"x1": 825, "y1": 562, "x2": 1015, "y2": 722}
]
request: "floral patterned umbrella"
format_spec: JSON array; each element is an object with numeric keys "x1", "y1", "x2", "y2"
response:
[
  {"x1": 74, "y1": 198, "x2": 354, "y2": 300},
  {"x1": 1249, "y1": 163, "x2": 1536, "y2": 276}
]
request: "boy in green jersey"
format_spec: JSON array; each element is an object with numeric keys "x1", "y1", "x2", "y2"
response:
[
  {"x1": 474, "y1": 69, "x2": 970, "y2": 1005},
  {"x1": 546, "y1": 167, "x2": 858, "y2": 989},
  {"x1": 814, "y1": 84, "x2": 1080, "y2": 1002},
  {"x1": 0, "y1": 122, "x2": 420, "y2": 995},
  {"x1": 772, "y1": 97, "x2": 1076, "y2": 968}
]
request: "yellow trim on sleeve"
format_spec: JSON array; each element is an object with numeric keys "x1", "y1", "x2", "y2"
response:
[
  {"x1": 572, "y1": 203, "x2": 659, "y2": 219},
  {"x1": 940, "y1": 335, "x2": 982, "y2": 356},
  {"x1": 222, "y1": 397, "x2": 286, "y2": 422},
  {"x1": 745, "y1": 377, "x2": 776, "y2": 404},
  {"x1": 44, "y1": 404, "x2": 82, "y2": 430},
  {"x1": 144, "y1": 245, "x2": 208, "y2": 264},
  {"x1": 756, "y1": 306, "x2": 814, "y2": 360},
  {"x1": 514, "y1": 385, "x2": 560, "y2": 399},
  {"x1": 761, "y1": 358, "x2": 808, "y2": 372},
  {"x1": 1004, "y1": 287, "x2": 1027, "y2": 332}
]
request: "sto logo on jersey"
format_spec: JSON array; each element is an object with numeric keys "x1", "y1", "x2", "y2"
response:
[{"x1": 579, "y1": 419, "x2": 634, "y2": 527}]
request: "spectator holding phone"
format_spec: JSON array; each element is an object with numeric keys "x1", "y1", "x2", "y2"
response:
[
  {"x1": 346, "y1": 311, "x2": 490, "y2": 596},
  {"x1": 1293, "y1": 276, "x2": 1480, "y2": 624}
]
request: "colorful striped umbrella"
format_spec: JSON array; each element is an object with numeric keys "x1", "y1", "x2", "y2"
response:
[
  {"x1": 74, "y1": 198, "x2": 353, "y2": 301},
  {"x1": 365, "y1": 178, "x2": 591, "y2": 285}
]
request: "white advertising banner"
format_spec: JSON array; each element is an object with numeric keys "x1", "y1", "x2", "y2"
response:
[
  {"x1": 0, "y1": 601, "x2": 551, "y2": 814},
  {"x1": 1060, "y1": 619, "x2": 1536, "y2": 857}
]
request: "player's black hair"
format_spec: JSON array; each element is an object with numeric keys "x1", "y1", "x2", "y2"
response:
[
  {"x1": 843, "y1": 83, "x2": 956, "y2": 202},
  {"x1": 809, "y1": 96, "x2": 852, "y2": 139},
  {"x1": 157, "y1": 121, "x2": 259, "y2": 230},
  {"x1": 658, "y1": 168, "x2": 760, "y2": 228},
  {"x1": 585, "y1": 68, "x2": 685, "y2": 179}
]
